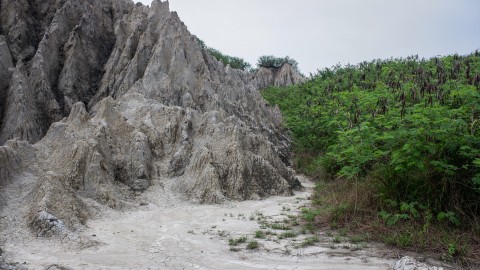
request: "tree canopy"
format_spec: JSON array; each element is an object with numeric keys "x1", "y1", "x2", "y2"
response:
[
  {"x1": 262, "y1": 52, "x2": 480, "y2": 221},
  {"x1": 257, "y1": 55, "x2": 300, "y2": 72},
  {"x1": 196, "y1": 37, "x2": 251, "y2": 71}
]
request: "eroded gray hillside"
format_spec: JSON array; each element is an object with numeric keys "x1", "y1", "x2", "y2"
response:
[
  {"x1": 255, "y1": 63, "x2": 305, "y2": 89},
  {"x1": 0, "y1": 0, "x2": 301, "y2": 236}
]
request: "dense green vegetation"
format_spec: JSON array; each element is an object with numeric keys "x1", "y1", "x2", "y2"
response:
[
  {"x1": 197, "y1": 38, "x2": 251, "y2": 70},
  {"x1": 207, "y1": 47, "x2": 251, "y2": 70},
  {"x1": 197, "y1": 37, "x2": 300, "y2": 73},
  {"x1": 262, "y1": 52, "x2": 480, "y2": 263},
  {"x1": 257, "y1": 55, "x2": 300, "y2": 72}
]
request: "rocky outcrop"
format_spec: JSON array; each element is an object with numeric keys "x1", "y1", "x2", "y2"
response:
[
  {"x1": 0, "y1": 140, "x2": 34, "y2": 188},
  {"x1": 0, "y1": 35, "x2": 13, "y2": 130},
  {"x1": 391, "y1": 257, "x2": 443, "y2": 270},
  {"x1": 0, "y1": 0, "x2": 300, "y2": 236},
  {"x1": 0, "y1": 61, "x2": 43, "y2": 144},
  {"x1": 0, "y1": 146, "x2": 18, "y2": 188},
  {"x1": 0, "y1": 0, "x2": 122, "y2": 144},
  {"x1": 255, "y1": 63, "x2": 305, "y2": 89},
  {"x1": 0, "y1": 257, "x2": 29, "y2": 270}
]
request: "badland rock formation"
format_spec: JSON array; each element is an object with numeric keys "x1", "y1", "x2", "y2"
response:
[{"x1": 0, "y1": 0, "x2": 301, "y2": 237}]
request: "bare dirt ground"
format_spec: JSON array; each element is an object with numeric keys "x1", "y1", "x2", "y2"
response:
[{"x1": 1, "y1": 175, "x2": 436, "y2": 270}]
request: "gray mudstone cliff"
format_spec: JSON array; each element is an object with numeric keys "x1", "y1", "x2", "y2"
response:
[
  {"x1": 0, "y1": 0, "x2": 301, "y2": 241},
  {"x1": 254, "y1": 63, "x2": 305, "y2": 89}
]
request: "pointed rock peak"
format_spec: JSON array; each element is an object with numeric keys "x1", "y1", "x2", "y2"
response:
[
  {"x1": 67, "y1": 102, "x2": 88, "y2": 125},
  {"x1": 279, "y1": 62, "x2": 294, "y2": 70},
  {"x1": 0, "y1": 145, "x2": 20, "y2": 187},
  {"x1": 93, "y1": 97, "x2": 114, "y2": 118},
  {"x1": 91, "y1": 96, "x2": 125, "y2": 126},
  {"x1": 0, "y1": 59, "x2": 43, "y2": 144},
  {"x1": 255, "y1": 62, "x2": 305, "y2": 89},
  {"x1": 15, "y1": 58, "x2": 26, "y2": 71},
  {"x1": 275, "y1": 62, "x2": 305, "y2": 86},
  {"x1": 148, "y1": 0, "x2": 170, "y2": 20},
  {"x1": 0, "y1": 35, "x2": 13, "y2": 68},
  {"x1": 0, "y1": 35, "x2": 14, "y2": 129}
]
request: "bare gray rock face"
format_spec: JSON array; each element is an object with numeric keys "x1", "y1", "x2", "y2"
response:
[
  {"x1": 0, "y1": 0, "x2": 300, "y2": 237},
  {"x1": 0, "y1": 61, "x2": 43, "y2": 144},
  {"x1": 391, "y1": 257, "x2": 443, "y2": 270},
  {"x1": 254, "y1": 63, "x2": 305, "y2": 89},
  {"x1": 0, "y1": 242, "x2": 29, "y2": 270},
  {"x1": 0, "y1": 0, "x2": 121, "y2": 144},
  {"x1": 0, "y1": 140, "x2": 33, "y2": 188},
  {"x1": 0, "y1": 35, "x2": 13, "y2": 130},
  {"x1": 0, "y1": 257, "x2": 29, "y2": 270},
  {"x1": 0, "y1": 146, "x2": 18, "y2": 188}
]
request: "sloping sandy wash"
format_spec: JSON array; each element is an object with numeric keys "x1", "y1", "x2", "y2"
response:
[{"x1": 1, "y1": 175, "x2": 405, "y2": 269}]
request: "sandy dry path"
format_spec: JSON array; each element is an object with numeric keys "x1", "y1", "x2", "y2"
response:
[{"x1": 2, "y1": 176, "x2": 399, "y2": 269}]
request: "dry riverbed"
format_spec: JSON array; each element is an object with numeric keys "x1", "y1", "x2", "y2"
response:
[{"x1": 1, "y1": 176, "x2": 442, "y2": 269}]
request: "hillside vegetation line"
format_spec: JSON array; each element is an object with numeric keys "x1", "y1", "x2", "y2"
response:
[{"x1": 262, "y1": 52, "x2": 480, "y2": 265}]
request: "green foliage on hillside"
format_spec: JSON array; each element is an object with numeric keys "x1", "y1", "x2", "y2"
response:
[
  {"x1": 262, "y1": 52, "x2": 480, "y2": 222},
  {"x1": 207, "y1": 47, "x2": 251, "y2": 70},
  {"x1": 197, "y1": 37, "x2": 251, "y2": 70},
  {"x1": 257, "y1": 55, "x2": 300, "y2": 71}
]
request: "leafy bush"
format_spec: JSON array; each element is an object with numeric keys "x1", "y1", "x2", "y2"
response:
[
  {"x1": 254, "y1": 230, "x2": 265, "y2": 238},
  {"x1": 262, "y1": 53, "x2": 480, "y2": 223},
  {"x1": 228, "y1": 236, "x2": 247, "y2": 246},
  {"x1": 279, "y1": 231, "x2": 297, "y2": 239},
  {"x1": 269, "y1": 223, "x2": 291, "y2": 230},
  {"x1": 257, "y1": 55, "x2": 300, "y2": 72},
  {"x1": 207, "y1": 48, "x2": 251, "y2": 70},
  {"x1": 246, "y1": 240, "x2": 259, "y2": 249},
  {"x1": 196, "y1": 37, "x2": 251, "y2": 70},
  {"x1": 299, "y1": 236, "x2": 320, "y2": 247},
  {"x1": 301, "y1": 208, "x2": 320, "y2": 222}
]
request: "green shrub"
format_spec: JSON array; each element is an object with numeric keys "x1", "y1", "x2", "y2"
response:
[
  {"x1": 229, "y1": 236, "x2": 247, "y2": 246},
  {"x1": 300, "y1": 236, "x2": 320, "y2": 247},
  {"x1": 279, "y1": 231, "x2": 297, "y2": 239},
  {"x1": 246, "y1": 240, "x2": 259, "y2": 250},
  {"x1": 257, "y1": 55, "x2": 300, "y2": 72},
  {"x1": 270, "y1": 223, "x2": 291, "y2": 230},
  {"x1": 262, "y1": 52, "x2": 480, "y2": 223},
  {"x1": 254, "y1": 230, "x2": 265, "y2": 239},
  {"x1": 301, "y1": 208, "x2": 320, "y2": 222},
  {"x1": 196, "y1": 37, "x2": 251, "y2": 70},
  {"x1": 384, "y1": 232, "x2": 413, "y2": 248}
]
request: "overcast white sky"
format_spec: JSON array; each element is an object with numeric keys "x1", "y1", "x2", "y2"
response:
[{"x1": 138, "y1": 0, "x2": 480, "y2": 75}]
